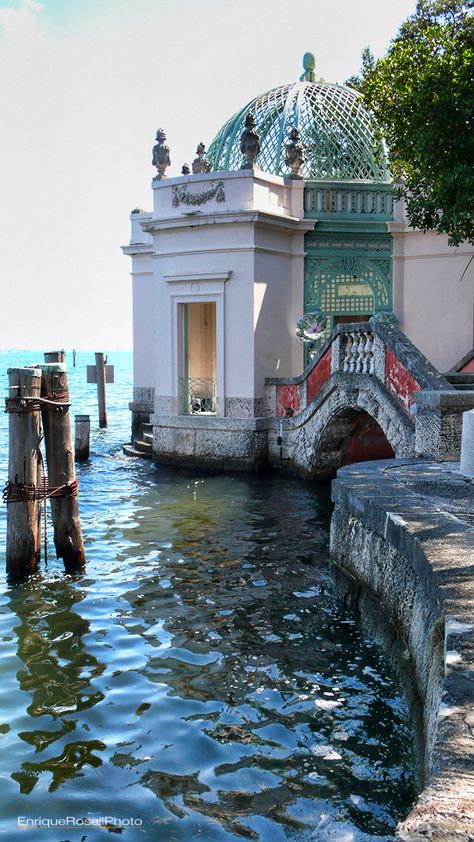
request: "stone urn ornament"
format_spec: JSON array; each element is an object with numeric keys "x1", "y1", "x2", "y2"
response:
[
  {"x1": 240, "y1": 113, "x2": 260, "y2": 169},
  {"x1": 152, "y1": 129, "x2": 171, "y2": 179},
  {"x1": 192, "y1": 143, "x2": 211, "y2": 174},
  {"x1": 285, "y1": 127, "x2": 305, "y2": 178}
]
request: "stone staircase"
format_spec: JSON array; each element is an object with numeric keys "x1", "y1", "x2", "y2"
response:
[
  {"x1": 444, "y1": 372, "x2": 474, "y2": 391},
  {"x1": 123, "y1": 423, "x2": 153, "y2": 459}
]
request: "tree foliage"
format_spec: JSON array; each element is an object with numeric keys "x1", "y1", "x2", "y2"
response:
[{"x1": 348, "y1": 1, "x2": 474, "y2": 245}]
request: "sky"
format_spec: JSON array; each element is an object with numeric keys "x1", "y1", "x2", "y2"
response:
[{"x1": 0, "y1": 0, "x2": 418, "y2": 351}]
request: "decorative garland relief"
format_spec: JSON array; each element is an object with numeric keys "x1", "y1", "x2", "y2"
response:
[{"x1": 172, "y1": 180, "x2": 225, "y2": 208}]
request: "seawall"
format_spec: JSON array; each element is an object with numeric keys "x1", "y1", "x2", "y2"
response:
[{"x1": 330, "y1": 459, "x2": 474, "y2": 841}]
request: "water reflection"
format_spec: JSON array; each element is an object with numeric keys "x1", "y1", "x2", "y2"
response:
[
  {"x1": 7, "y1": 577, "x2": 106, "y2": 794},
  {"x1": 110, "y1": 472, "x2": 417, "y2": 838}
]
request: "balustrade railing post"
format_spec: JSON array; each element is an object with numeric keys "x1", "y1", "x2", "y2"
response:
[
  {"x1": 331, "y1": 334, "x2": 343, "y2": 374},
  {"x1": 372, "y1": 333, "x2": 386, "y2": 381}
]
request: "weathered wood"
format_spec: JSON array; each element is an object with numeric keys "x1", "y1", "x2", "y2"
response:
[
  {"x1": 75, "y1": 414, "x2": 90, "y2": 461},
  {"x1": 6, "y1": 367, "x2": 43, "y2": 579},
  {"x1": 39, "y1": 364, "x2": 85, "y2": 571},
  {"x1": 44, "y1": 350, "x2": 65, "y2": 363},
  {"x1": 95, "y1": 352, "x2": 107, "y2": 428},
  {"x1": 72, "y1": 349, "x2": 76, "y2": 367}
]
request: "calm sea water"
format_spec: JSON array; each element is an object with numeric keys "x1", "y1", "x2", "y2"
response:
[{"x1": 0, "y1": 350, "x2": 416, "y2": 841}]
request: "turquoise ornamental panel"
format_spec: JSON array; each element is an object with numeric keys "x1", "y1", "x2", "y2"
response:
[
  {"x1": 303, "y1": 181, "x2": 393, "y2": 223},
  {"x1": 303, "y1": 174, "x2": 393, "y2": 362}
]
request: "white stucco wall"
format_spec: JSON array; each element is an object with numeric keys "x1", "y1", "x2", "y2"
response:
[
  {"x1": 122, "y1": 212, "x2": 155, "y2": 390},
  {"x1": 391, "y1": 222, "x2": 474, "y2": 372},
  {"x1": 137, "y1": 170, "x2": 311, "y2": 415}
]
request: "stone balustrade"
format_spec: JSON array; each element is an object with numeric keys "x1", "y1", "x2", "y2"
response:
[{"x1": 340, "y1": 330, "x2": 375, "y2": 374}]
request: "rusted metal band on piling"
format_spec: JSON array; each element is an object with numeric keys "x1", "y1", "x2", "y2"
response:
[
  {"x1": 5, "y1": 392, "x2": 70, "y2": 413},
  {"x1": 2, "y1": 478, "x2": 79, "y2": 503}
]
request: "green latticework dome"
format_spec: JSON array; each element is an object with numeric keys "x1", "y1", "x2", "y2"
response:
[{"x1": 208, "y1": 64, "x2": 389, "y2": 182}]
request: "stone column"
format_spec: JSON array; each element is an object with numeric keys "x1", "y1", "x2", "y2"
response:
[{"x1": 460, "y1": 409, "x2": 474, "y2": 477}]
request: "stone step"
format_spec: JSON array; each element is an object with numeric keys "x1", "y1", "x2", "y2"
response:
[
  {"x1": 444, "y1": 373, "x2": 474, "y2": 390},
  {"x1": 143, "y1": 431, "x2": 153, "y2": 443},
  {"x1": 123, "y1": 441, "x2": 152, "y2": 459}
]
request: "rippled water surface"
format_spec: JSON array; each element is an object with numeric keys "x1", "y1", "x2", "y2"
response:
[{"x1": 0, "y1": 351, "x2": 417, "y2": 840}]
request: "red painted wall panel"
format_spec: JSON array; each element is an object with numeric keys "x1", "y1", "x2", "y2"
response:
[
  {"x1": 306, "y1": 347, "x2": 332, "y2": 404},
  {"x1": 276, "y1": 384, "x2": 300, "y2": 417},
  {"x1": 385, "y1": 349, "x2": 421, "y2": 413},
  {"x1": 460, "y1": 357, "x2": 474, "y2": 373}
]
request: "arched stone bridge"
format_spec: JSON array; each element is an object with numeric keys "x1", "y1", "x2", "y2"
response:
[{"x1": 266, "y1": 323, "x2": 474, "y2": 478}]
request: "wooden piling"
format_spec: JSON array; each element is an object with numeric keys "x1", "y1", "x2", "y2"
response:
[
  {"x1": 5, "y1": 367, "x2": 43, "y2": 579},
  {"x1": 39, "y1": 363, "x2": 85, "y2": 572},
  {"x1": 44, "y1": 350, "x2": 65, "y2": 364},
  {"x1": 95, "y1": 352, "x2": 107, "y2": 428},
  {"x1": 72, "y1": 349, "x2": 76, "y2": 367},
  {"x1": 75, "y1": 414, "x2": 90, "y2": 461}
]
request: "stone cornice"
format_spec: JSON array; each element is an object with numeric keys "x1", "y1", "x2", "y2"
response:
[
  {"x1": 121, "y1": 243, "x2": 153, "y2": 256},
  {"x1": 140, "y1": 210, "x2": 315, "y2": 235}
]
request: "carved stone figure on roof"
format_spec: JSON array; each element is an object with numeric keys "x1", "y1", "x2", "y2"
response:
[
  {"x1": 240, "y1": 113, "x2": 260, "y2": 169},
  {"x1": 192, "y1": 143, "x2": 211, "y2": 174},
  {"x1": 152, "y1": 129, "x2": 170, "y2": 179},
  {"x1": 285, "y1": 127, "x2": 306, "y2": 178}
]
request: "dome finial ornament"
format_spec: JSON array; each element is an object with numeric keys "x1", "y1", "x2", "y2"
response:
[
  {"x1": 152, "y1": 129, "x2": 171, "y2": 179},
  {"x1": 300, "y1": 52, "x2": 315, "y2": 83},
  {"x1": 285, "y1": 127, "x2": 306, "y2": 178},
  {"x1": 240, "y1": 113, "x2": 260, "y2": 169},
  {"x1": 192, "y1": 143, "x2": 212, "y2": 174}
]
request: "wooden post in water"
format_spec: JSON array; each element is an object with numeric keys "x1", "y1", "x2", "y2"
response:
[
  {"x1": 75, "y1": 414, "x2": 90, "y2": 461},
  {"x1": 72, "y1": 349, "x2": 76, "y2": 367},
  {"x1": 40, "y1": 363, "x2": 85, "y2": 572},
  {"x1": 44, "y1": 350, "x2": 65, "y2": 364},
  {"x1": 5, "y1": 367, "x2": 43, "y2": 579},
  {"x1": 95, "y1": 352, "x2": 107, "y2": 428}
]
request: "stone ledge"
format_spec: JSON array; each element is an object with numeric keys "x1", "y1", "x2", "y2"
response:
[
  {"x1": 150, "y1": 413, "x2": 273, "y2": 431},
  {"x1": 330, "y1": 459, "x2": 474, "y2": 841}
]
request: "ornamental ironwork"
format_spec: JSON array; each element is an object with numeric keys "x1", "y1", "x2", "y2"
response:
[
  {"x1": 208, "y1": 56, "x2": 389, "y2": 181},
  {"x1": 180, "y1": 377, "x2": 216, "y2": 414},
  {"x1": 172, "y1": 180, "x2": 225, "y2": 208}
]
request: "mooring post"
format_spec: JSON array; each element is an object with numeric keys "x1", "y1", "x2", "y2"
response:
[
  {"x1": 75, "y1": 414, "x2": 90, "y2": 461},
  {"x1": 72, "y1": 349, "x2": 76, "y2": 368},
  {"x1": 5, "y1": 367, "x2": 43, "y2": 579},
  {"x1": 39, "y1": 363, "x2": 85, "y2": 572},
  {"x1": 44, "y1": 350, "x2": 65, "y2": 364},
  {"x1": 95, "y1": 352, "x2": 107, "y2": 428}
]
